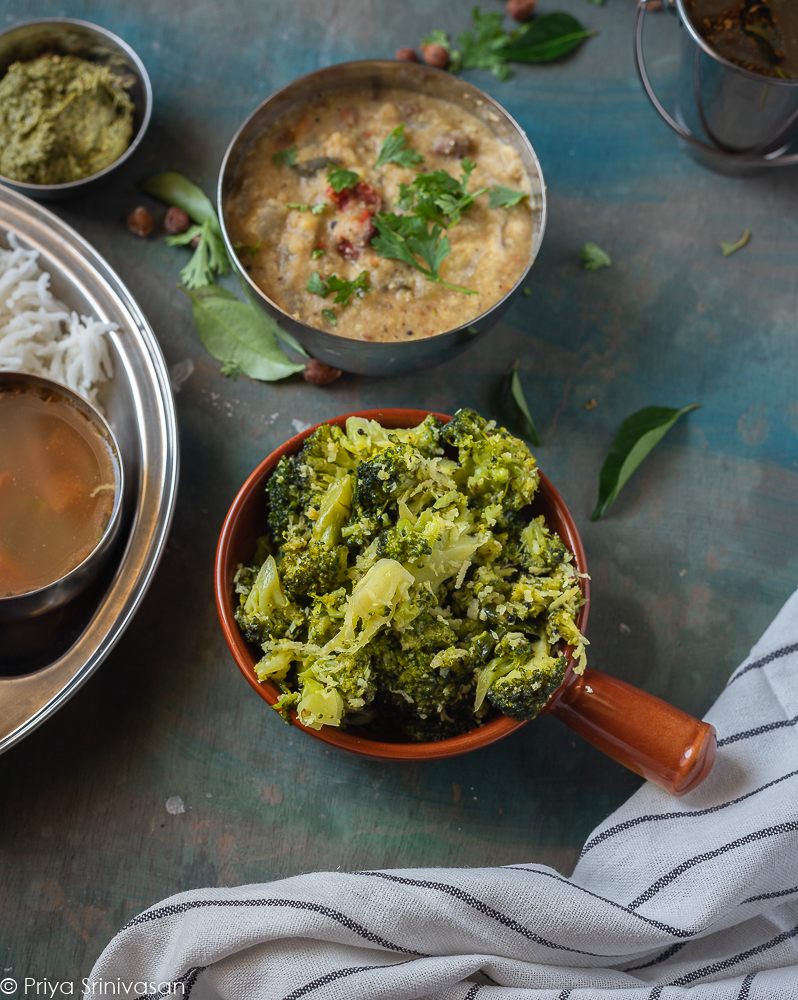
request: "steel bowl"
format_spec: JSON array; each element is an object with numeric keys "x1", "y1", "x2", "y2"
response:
[
  {"x1": 0, "y1": 186, "x2": 178, "y2": 755},
  {"x1": 218, "y1": 60, "x2": 547, "y2": 377},
  {"x1": 215, "y1": 409, "x2": 588, "y2": 762},
  {"x1": 0, "y1": 372, "x2": 124, "y2": 622},
  {"x1": 0, "y1": 18, "x2": 153, "y2": 200}
]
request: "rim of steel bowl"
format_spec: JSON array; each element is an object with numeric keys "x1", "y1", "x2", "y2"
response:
[
  {"x1": 215, "y1": 409, "x2": 589, "y2": 761},
  {"x1": 0, "y1": 18, "x2": 153, "y2": 197}
]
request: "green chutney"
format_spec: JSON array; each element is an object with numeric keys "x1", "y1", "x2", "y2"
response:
[{"x1": 0, "y1": 53, "x2": 135, "y2": 185}]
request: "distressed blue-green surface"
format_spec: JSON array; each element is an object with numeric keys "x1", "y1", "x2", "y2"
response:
[{"x1": 1, "y1": 0, "x2": 797, "y2": 985}]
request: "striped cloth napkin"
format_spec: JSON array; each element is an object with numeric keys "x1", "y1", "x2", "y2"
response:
[{"x1": 86, "y1": 591, "x2": 798, "y2": 999}]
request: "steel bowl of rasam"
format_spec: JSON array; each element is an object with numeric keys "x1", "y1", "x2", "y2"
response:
[
  {"x1": 0, "y1": 18, "x2": 152, "y2": 199},
  {"x1": 0, "y1": 372, "x2": 124, "y2": 622},
  {"x1": 218, "y1": 60, "x2": 546, "y2": 376}
]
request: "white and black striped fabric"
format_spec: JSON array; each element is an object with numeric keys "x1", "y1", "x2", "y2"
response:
[{"x1": 87, "y1": 591, "x2": 798, "y2": 999}]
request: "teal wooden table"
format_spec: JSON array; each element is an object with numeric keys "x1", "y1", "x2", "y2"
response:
[{"x1": 2, "y1": 0, "x2": 797, "y2": 986}]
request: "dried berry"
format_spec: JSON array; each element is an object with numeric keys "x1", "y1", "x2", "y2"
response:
[
  {"x1": 395, "y1": 47, "x2": 419, "y2": 62},
  {"x1": 303, "y1": 359, "x2": 342, "y2": 386},
  {"x1": 127, "y1": 206, "x2": 153, "y2": 237},
  {"x1": 420, "y1": 43, "x2": 450, "y2": 69},
  {"x1": 506, "y1": 0, "x2": 536, "y2": 21},
  {"x1": 164, "y1": 206, "x2": 191, "y2": 235}
]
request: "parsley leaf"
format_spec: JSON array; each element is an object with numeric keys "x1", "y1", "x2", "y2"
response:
[
  {"x1": 488, "y1": 185, "x2": 527, "y2": 209},
  {"x1": 321, "y1": 308, "x2": 338, "y2": 326},
  {"x1": 272, "y1": 145, "x2": 298, "y2": 166},
  {"x1": 374, "y1": 125, "x2": 425, "y2": 169},
  {"x1": 327, "y1": 166, "x2": 360, "y2": 192},
  {"x1": 582, "y1": 243, "x2": 612, "y2": 271},
  {"x1": 310, "y1": 203, "x2": 326, "y2": 215},
  {"x1": 306, "y1": 270, "x2": 371, "y2": 306},
  {"x1": 311, "y1": 248, "x2": 326, "y2": 260},
  {"x1": 371, "y1": 213, "x2": 475, "y2": 294}
]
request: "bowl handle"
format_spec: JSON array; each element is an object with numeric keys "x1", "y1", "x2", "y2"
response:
[{"x1": 546, "y1": 667, "x2": 717, "y2": 796}]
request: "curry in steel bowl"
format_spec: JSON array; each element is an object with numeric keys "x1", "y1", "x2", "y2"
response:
[{"x1": 224, "y1": 88, "x2": 536, "y2": 343}]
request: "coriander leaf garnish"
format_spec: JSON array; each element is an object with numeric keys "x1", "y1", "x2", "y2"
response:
[
  {"x1": 371, "y1": 213, "x2": 475, "y2": 294},
  {"x1": 306, "y1": 270, "x2": 371, "y2": 306},
  {"x1": 396, "y1": 160, "x2": 486, "y2": 227},
  {"x1": 422, "y1": 7, "x2": 594, "y2": 80},
  {"x1": 582, "y1": 242, "x2": 611, "y2": 271},
  {"x1": 311, "y1": 248, "x2": 327, "y2": 259},
  {"x1": 374, "y1": 125, "x2": 424, "y2": 169},
  {"x1": 310, "y1": 203, "x2": 326, "y2": 215},
  {"x1": 327, "y1": 166, "x2": 360, "y2": 192},
  {"x1": 321, "y1": 308, "x2": 338, "y2": 326},
  {"x1": 591, "y1": 404, "x2": 699, "y2": 521},
  {"x1": 720, "y1": 230, "x2": 750, "y2": 257},
  {"x1": 143, "y1": 172, "x2": 229, "y2": 290},
  {"x1": 233, "y1": 239, "x2": 262, "y2": 258},
  {"x1": 488, "y1": 185, "x2": 527, "y2": 209},
  {"x1": 272, "y1": 144, "x2": 298, "y2": 166}
]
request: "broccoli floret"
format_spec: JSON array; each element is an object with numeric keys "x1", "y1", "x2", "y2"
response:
[
  {"x1": 475, "y1": 633, "x2": 567, "y2": 721},
  {"x1": 442, "y1": 408, "x2": 539, "y2": 512},
  {"x1": 277, "y1": 475, "x2": 353, "y2": 597},
  {"x1": 234, "y1": 555, "x2": 305, "y2": 643},
  {"x1": 376, "y1": 518, "x2": 432, "y2": 563},
  {"x1": 374, "y1": 615, "x2": 478, "y2": 740}
]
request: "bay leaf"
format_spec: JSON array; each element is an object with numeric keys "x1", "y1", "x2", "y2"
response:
[
  {"x1": 591, "y1": 404, "x2": 699, "y2": 521},
  {"x1": 181, "y1": 285, "x2": 305, "y2": 382}
]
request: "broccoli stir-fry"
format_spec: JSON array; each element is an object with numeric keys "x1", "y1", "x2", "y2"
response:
[{"x1": 235, "y1": 409, "x2": 588, "y2": 741}]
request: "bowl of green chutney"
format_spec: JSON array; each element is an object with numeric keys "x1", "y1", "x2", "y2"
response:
[{"x1": 0, "y1": 18, "x2": 152, "y2": 200}]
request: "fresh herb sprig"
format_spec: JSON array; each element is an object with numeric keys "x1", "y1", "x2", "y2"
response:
[
  {"x1": 374, "y1": 125, "x2": 424, "y2": 169},
  {"x1": 582, "y1": 243, "x2": 611, "y2": 271},
  {"x1": 423, "y1": 6, "x2": 595, "y2": 81},
  {"x1": 142, "y1": 172, "x2": 229, "y2": 289},
  {"x1": 371, "y1": 214, "x2": 475, "y2": 294},
  {"x1": 307, "y1": 270, "x2": 371, "y2": 306},
  {"x1": 397, "y1": 160, "x2": 525, "y2": 227},
  {"x1": 720, "y1": 230, "x2": 750, "y2": 257},
  {"x1": 142, "y1": 171, "x2": 306, "y2": 381},
  {"x1": 488, "y1": 185, "x2": 528, "y2": 209}
]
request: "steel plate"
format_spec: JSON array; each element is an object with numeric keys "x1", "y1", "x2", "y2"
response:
[{"x1": 0, "y1": 185, "x2": 179, "y2": 753}]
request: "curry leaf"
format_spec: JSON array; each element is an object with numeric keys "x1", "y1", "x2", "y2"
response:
[
  {"x1": 499, "y1": 13, "x2": 595, "y2": 62},
  {"x1": 582, "y1": 242, "x2": 611, "y2": 271},
  {"x1": 591, "y1": 404, "x2": 699, "y2": 521},
  {"x1": 495, "y1": 359, "x2": 541, "y2": 447},
  {"x1": 234, "y1": 270, "x2": 309, "y2": 358},
  {"x1": 181, "y1": 285, "x2": 305, "y2": 382},
  {"x1": 720, "y1": 230, "x2": 750, "y2": 257}
]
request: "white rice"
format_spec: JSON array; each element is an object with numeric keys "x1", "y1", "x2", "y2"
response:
[{"x1": 0, "y1": 230, "x2": 115, "y2": 407}]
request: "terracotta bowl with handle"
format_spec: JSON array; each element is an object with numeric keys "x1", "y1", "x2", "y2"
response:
[{"x1": 215, "y1": 409, "x2": 716, "y2": 794}]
